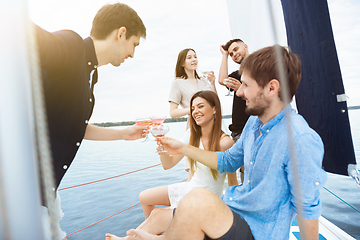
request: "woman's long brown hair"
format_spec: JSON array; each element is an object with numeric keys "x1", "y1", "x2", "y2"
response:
[
  {"x1": 175, "y1": 48, "x2": 201, "y2": 79},
  {"x1": 188, "y1": 91, "x2": 224, "y2": 180}
]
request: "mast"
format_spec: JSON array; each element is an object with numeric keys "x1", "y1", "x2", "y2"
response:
[{"x1": 0, "y1": 1, "x2": 44, "y2": 239}]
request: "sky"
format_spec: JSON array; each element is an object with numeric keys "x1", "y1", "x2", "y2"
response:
[{"x1": 27, "y1": 0, "x2": 360, "y2": 123}]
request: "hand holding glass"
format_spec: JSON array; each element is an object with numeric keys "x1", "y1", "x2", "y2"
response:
[
  {"x1": 223, "y1": 78, "x2": 233, "y2": 96},
  {"x1": 202, "y1": 71, "x2": 213, "y2": 87},
  {"x1": 151, "y1": 125, "x2": 169, "y2": 153},
  {"x1": 136, "y1": 117, "x2": 152, "y2": 142}
]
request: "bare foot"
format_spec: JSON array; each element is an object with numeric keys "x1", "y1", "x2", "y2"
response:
[
  {"x1": 105, "y1": 233, "x2": 128, "y2": 240},
  {"x1": 126, "y1": 229, "x2": 161, "y2": 240}
]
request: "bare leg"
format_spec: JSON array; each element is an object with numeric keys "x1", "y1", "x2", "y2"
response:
[
  {"x1": 126, "y1": 188, "x2": 234, "y2": 240},
  {"x1": 105, "y1": 233, "x2": 128, "y2": 240},
  {"x1": 137, "y1": 207, "x2": 173, "y2": 234},
  {"x1": 105, "y1": 193, "x2": 173, "y2": 239},
  {"x1": 126, "y1": 229, "x2": 164, "y2": 240},
  {"x1": 105, "y1": 208, "x2": 172, "y2": 240},
  {"x1": 139, "y1": 185, "x2": 170, "y2": 219}
]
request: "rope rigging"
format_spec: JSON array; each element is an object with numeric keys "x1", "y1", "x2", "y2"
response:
[
  {"x1": 58, "y1": 163, "x2": 162, "y2": 191},
  {"x1": 323, "y1": 187, "x2": 360, "y2": 214},
  {"x1": 65, "y1": 203, "x2": 141, "y2": 238},
  {"x1": 60, "y1": 163, "x2": 187, "y2": 238}
]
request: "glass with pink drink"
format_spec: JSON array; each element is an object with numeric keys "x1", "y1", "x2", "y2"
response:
[
  {"x1": 150, "y1": 115, "x2": 166, "y2": 126},
  {"x1": 136, "y1": 117, "x2": 152, "y2": 142},
  {"x1": 150, "y1": 125, "x2": 170, "y2": 153}
]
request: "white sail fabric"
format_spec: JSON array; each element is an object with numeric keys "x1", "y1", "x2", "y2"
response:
[{"x1": 226, "y1": 0, "x2": 287, "y2": 53}]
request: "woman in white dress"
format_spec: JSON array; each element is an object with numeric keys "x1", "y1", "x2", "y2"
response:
[{"x1": 139, "y1": 90, "x2": 238, "y2": 219}]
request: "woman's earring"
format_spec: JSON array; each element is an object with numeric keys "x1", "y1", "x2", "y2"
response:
[{"x1": 214, "y1": 113, "x2": 216, "y2": 120}]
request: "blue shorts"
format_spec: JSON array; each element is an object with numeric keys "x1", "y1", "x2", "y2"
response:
[{"x1": 204, "y1": 210, "x2": 254, "y2": 240}]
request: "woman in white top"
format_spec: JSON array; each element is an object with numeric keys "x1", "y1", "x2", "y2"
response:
[
  {"x1": 168, "y1": 48, "x2": 217, "y2": 119},
  {"x1": 139, "y1": 91, "x2": 238, "y2": 219}
]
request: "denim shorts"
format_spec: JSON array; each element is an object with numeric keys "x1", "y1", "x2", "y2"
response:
[{"x1": 204, "y1": 210, "x2": 254, "y2": 240}]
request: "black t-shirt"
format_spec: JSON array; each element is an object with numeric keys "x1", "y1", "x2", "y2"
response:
[
  {"x1": 228, "y1": 70, "x2": 249, "y2": 133},
  {"x1": 36, "y1": 25, "x2": 98, "y2": 191}
]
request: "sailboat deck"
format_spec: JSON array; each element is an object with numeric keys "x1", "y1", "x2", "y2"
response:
[{"x1": 290, "y1": 216, "x2": 355, "y2": 240}]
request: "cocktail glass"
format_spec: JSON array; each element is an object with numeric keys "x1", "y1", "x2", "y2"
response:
[
  {"x1": 150, "y1": 115, "x2": 166, "y2": 126},
  {"x1": 150, "y1": 125, "x2": 169, "y2": 153},
  {"x1": 223, "y1": 78, "x2": 233, "y2": 96},
  {"x1": 202, "y1": 71, "x2": 213, "y2": 87},
  {"x1": 136, "y1": 117, "x2": 152, "y2": 142}
]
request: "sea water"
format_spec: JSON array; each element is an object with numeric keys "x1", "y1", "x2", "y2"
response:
[
  {"x1": 59, "y1": 120, "x2": 189, "y2": 239},
  {"x1": 59, "y1": 111, "x2": 360, "y2": 239}
]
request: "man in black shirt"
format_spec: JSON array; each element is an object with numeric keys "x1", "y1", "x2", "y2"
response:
[
  {"x1": 218, "y1": 39, "x2": 250, "y2": 181},
  {"x1": 219, "y1": 39, "x2": 250, "y2": 142},
  {"x1": 36, "y1": 3, "x2": 147, "y2": 238}
]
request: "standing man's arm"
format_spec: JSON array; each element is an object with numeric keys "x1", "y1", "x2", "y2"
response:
[
  {"x1": 84, "y1": 124, "x2": 147, "y2": 141},
  {"x1": 219, "y1": 45, "x2": 229, "y2": 86},
  {"x1": 218, "y1": 45, "x2": 241, "y2": 92},
  {"x1": 297, "y1": 216, "x2": 319, "y2": 240}
]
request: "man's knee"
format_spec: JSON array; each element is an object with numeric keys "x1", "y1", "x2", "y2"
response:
[{"x1": 173, "y1": 188, "x2": 234, "y2": 238}]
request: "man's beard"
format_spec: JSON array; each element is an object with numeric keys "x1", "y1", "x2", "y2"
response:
[
  {"x1": 236, "y1": 53, "x2": 246, "y2": 64},
  {"x1": 244, "y1": 92, "x2": 269, "y2": 116}
]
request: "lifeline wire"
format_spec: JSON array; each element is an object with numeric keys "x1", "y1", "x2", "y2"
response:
[
  {"x1": 323, "y1": 187, "x2": 360, "y2": 214},
  {"x1": 58, "y1": 163, "x2": 162, "y2": 191},
  {"x1": 64, "y1": 177, "x2": 188, "y2": 237},
  {"x1": 65, "y1": 203, "x2": 141, "y2": 238}
]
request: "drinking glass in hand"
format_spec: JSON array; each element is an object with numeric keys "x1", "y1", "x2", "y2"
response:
[
  {"x1": 136, "y1": 117, "x2": 152, "y2": 142},
  {"x1": 151, "y1": 125, "x2": 169, "y2": 153},
  {"x1": 223, "y1": 78, "x2": 233, "y2": 96},
  {"x1": 202, "y1": 71, "x2": 213, "y2": 87}
]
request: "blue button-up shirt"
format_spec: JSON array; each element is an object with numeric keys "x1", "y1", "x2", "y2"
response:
[{"x1": 217, "y1": 106, "x2": 327, "y2": 240}]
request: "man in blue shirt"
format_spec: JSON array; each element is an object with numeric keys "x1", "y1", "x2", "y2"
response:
[{"x1": 123, "y1": 45, "x2": 327, "y2": 240}]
